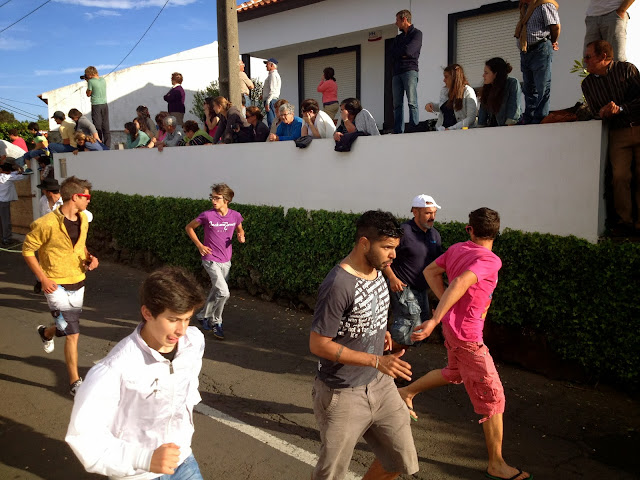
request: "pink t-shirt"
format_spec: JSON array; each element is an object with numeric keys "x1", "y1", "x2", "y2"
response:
[
  {"x1": 12, "y1": 137, "x2": 28, "y2": 152},
  {"x1": 435, "y1": 241, "x2": 502, "y2": 343},
  {"x1": 317, "y1": 79, "x2": 338, "y2": 104}
]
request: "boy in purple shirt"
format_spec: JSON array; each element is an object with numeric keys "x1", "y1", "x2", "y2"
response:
[
  {"x1": 185, "y1": 183, "x2": 245, "y2": 340},
  {"x1": 398, "y1": 208, "x2": 532, "y2": 480}
]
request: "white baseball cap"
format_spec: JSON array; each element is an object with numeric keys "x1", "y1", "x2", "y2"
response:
[{"x1": 411, "y1": 194, "x2": 441, "y2": 209}]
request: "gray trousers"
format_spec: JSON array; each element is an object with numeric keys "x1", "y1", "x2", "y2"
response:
[
  {"x1": 200, "y1": 260, "x2": 231, "y2": 326},
  {"x1": 91, "y1": 103, "x2": 111, "y2": 148},
  {"x1": 585, "y1": 10, "x2": 629, "y2": 62},
  {"x1": 0, "y1": 201, "x2": 12, "y2": 242}
]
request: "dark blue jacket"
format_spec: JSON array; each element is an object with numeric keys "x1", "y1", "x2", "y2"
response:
[{"x1": 391, "y1": 25, "x2": 423, "y2": 75}]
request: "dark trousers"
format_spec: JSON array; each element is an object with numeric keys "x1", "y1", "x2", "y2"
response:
[
  {"x1": 91, "y1": 103, "x2": 111, "y2": 148},
  {"x1": 0, "y1": 201, "x2": 12, "y2": 242}
]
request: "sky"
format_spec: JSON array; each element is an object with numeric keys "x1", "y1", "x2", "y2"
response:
[{"x1": 0, "y1": 0, "x2": 241, "y2": 121}]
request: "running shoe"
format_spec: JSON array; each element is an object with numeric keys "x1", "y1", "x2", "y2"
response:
[
  {"x1": 37, "y1": 325, "x2": 54, "y2": 353},
  {"x1": 70, "y1": 378, "x2": 83, "y2": 396},
  {"x1": 22, "y1": 168, "x2": 34, "y2": 175},
  {"x1": 198, "y1": 317, "x2": 212, "y2": 331},
  {"x1": 212, "y1": 323, "x2": 225, "y2": 340}
]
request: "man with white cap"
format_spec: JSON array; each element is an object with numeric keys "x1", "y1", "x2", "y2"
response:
[{"x1": 383, "y1": 194, "x2": 442, "y2": 349}]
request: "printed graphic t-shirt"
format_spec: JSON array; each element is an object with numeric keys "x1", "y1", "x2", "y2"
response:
[
  {"x1": 435, "y1": 240, "x2": 502, "y2": 343},
  {"x1": 312, "y1": 266, "x2": 389, "y2": 388},
  {"x1": 196, "y1": 208, "x2": 243, "y2": 263}
]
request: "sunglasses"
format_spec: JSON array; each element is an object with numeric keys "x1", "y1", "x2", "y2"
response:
[{"x1": 76, "y1": 193, "x2": 91, "y2": 199}]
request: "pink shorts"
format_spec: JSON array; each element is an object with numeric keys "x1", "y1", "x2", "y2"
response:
[{"x1": 441, "y1": 328, "x2": 505, "y2": 422}]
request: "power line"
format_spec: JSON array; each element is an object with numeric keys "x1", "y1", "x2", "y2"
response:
[
  {"x1": 0, "y1": 102, "x2": 39, "y2": 120},
  {"x1": 0, "y1": 96, "x2": 47, "y2": 108},
  {"x1": 106, "y1": 0, "x2": 171, "y2": 76},
  {"x1": 0, "y1": 1, "x2": 13, "y2": 9},
  {"x1": 0, "y1": 0, "x2": 52, "y2": 35}
]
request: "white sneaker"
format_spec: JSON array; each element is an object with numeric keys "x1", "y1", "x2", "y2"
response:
[{"x1": 37, "y1": 325, "x2": 54, "y2": 353}]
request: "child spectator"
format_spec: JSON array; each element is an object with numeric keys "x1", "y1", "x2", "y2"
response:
[
  {"x1": 66, "y1": 266, "x2": 206, "y2": 479},
  {"x1": 15, "y1": 122, "x2": 49, "y2": 175},
  {"x1": 164, "y1": 72, "x2": 185, "y2": 125},
  {"x1": 0, "y1": 162, "x2": 27, "y2": 245},
  {"x1": 73, "y1": 132, "x2": 105, "y2": 154},
  {"x1": 9, "y1": 129, "x2": 28, "y2": 153},
  {"x1": 185, "y1": 183, "x2": 245, "y2": 340},
  {"x1": 84, "y1": 66, "x2": 111, "y2": 148},
  {"x1": 38, "y1": 156, "x2": 54, "y2": 181}
]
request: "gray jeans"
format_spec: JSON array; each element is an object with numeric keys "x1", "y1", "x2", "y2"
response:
[
  {"x1": 200, "y1": 260, "x2": 231, "y2": 326},
  {"x1": 585, "y1": 10, "x2": 629, "y2": 62}
]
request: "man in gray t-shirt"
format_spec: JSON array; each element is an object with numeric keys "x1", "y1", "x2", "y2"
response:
[{"x1": 310, "y1": 210, "x2": 419, "y2": 480}]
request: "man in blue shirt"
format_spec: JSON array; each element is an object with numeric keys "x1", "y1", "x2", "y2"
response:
[
  {"x1": 391, "y1": 9, "x2": 423, "y2": 134},
  {"x1": 383, "y1": 194, "x2": 442, "y2": 349}
]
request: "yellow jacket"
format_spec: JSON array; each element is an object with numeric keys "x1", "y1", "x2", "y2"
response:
[{"x1": 22, "y1": 208, "x2": 89, "y2": 284}]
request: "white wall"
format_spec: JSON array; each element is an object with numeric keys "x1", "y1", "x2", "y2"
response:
[
  {"x1": 239, "y1": 0, "x2": 639, "y2": 127},
  {"x1": 41, "y1": 43, "x2": 267, "y2": 133},
  {"x1": 51, "y1": 121, "x2": 606, "y2": 242}
]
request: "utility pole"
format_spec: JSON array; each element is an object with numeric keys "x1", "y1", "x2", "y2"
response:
[{"x1": 217, "y1": 0, "x2": 241, "y2": 107}]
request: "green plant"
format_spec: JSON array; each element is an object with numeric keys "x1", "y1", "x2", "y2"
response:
[
  {"x1": 87, "y1": 191, "x2": 640, "y2": 388},
  {"x1": 190, "y1": 80, "x2": 220, "y2": 121}
]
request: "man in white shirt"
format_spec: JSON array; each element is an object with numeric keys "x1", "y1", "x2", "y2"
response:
[
  {"x1": 0, "y1": 139, "x2": 27, "y2": 163},
  {"x1": 0, "y1": 162, "x2": 27, "y2": 245},
  {"x1": 38, "y1": 177, "x2": 63, "y2": 217},
  {"x1": 585, "y1": 0, "x2": 635, "y2": 61},
  {"x1": 261, "y1": 58, "x2": 281, "y2": 128}
]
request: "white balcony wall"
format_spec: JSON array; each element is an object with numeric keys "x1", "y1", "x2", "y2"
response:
[{"x1": 47, "y1": 121, "x2": 606, "y2": 242}]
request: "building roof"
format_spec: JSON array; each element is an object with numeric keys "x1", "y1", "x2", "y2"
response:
[{"x1": 237, "y1": 0, "x2": 326, "y2": 21}]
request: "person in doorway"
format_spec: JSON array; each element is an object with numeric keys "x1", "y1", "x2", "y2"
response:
[
  {"x1": 66, "y1": 266, "x2": 206, "y2": 479},
  {"x1": 185, "y1": 183, "x2": 245, "y2": 340},
  {"x1": 398, "y1": 208, "x2": 532, "y2": 480},
  {"x1": 23, "y1": 176, "x2": 99, "y2": 396}
]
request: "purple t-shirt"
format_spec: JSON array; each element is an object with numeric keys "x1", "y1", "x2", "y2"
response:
[
  {"x1": 196, "y1": 208, "x2": 243, "y2": 263},
  {"x1": 435, "y1": 241, "x2": 502, "y2": 343}
]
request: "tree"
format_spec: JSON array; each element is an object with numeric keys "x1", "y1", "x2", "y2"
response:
[
  {"x1": 37, "y1": 115, "x2": 49, "y2": 131},
  {"x1": 190, "y1": 80, "x2": 220, "y2": 122},
  {"x1": 0, "y1": 110, "x2": 16, "y2": 123}
]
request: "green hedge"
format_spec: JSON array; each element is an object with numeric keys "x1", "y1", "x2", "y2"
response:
[
  {"x1": 87, "y1": 191, "x2": 640, "y2": 387},
  {"x1": 0, "y1": 121, "x2": 38, "y2": 146}
]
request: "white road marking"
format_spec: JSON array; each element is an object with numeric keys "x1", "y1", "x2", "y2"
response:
[{"x1": 195, "y1": 403, "x2": 361, "y2": 480}]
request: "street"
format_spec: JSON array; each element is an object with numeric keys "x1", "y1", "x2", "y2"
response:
[{"x1": 1, "y1": 248, "x2": 639, "y2": 479}]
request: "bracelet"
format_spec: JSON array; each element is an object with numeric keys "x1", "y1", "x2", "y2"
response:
[{"x1": 375, "y1": 356, "x2": 379, "y2": 370}]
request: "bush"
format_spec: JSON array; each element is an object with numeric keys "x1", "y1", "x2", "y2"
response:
[
  {"x1": 0, "y1": 121, "x2": 37, "y2": 146},
  {"x1": 87, "y1": 191, "x2": 640, "y2": 387}
]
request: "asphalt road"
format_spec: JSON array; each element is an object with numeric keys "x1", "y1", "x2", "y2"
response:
[{"x1": 1, "y1": 246, "x2": 639, "y2": 480}]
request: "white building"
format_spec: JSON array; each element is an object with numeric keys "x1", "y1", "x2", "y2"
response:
[
  {"x1": 40, "y1": 42, "x2": 267, "y2": 137},
  {"x1": 237, "y1": 0, "x2": 640, "y2": 130}
]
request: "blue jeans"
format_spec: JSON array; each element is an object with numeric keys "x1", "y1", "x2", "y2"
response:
[
  {"x1": 243, "y1": 93, "x2": 252, "y2": 108},
  {"x1": 520, "y1": 39, "x2": 553, "y2": 124},
  {"x1": 48, "y1": 143, "x2": 75, "y2": 154},
  {"x1": 16, "y1": 148, "x2": 48, "y2": 167},
  {"x1": 392, "y1": 70, "x2": 419, "y2": 133},
  {"x1": 157, "y1": 454, "x2": 203, "y2": 480},
  {"x1": 265, "y1": 98, "x2": 278, "y2": 128},
  {"x1": 389, "y1": 286, "x2": 430, "y2": 346},
  {"x1": 200, "y1": 260, "x2": 231, "y2": 326}
]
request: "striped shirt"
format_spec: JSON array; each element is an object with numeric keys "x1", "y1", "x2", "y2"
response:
[
  {"x1": 518, "y1": 3, "x2": 560, "y2": 47},
  {"x1": 581, "y1": 61, "x2": 640, "y2": 130}
]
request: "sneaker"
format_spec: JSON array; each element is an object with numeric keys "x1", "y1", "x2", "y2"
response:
[
  {"x1": 70, "y1": 378, "x2": 83, "y2": 396},
  {"x1": 198, "y1": 317, "x2": 212, "y2": 331},
  {"x1": 37, "y1": 325, "x2": 54, "y2": 353},
  {"x1": 33, "y1": 281, "x2": 42, "y2": 294},
  {"x1": 212, "y1": 323, "x2": 225, "y2": 340},
  {"x1": 22, "y1": 168, "x2": 34, "y2": 175}
]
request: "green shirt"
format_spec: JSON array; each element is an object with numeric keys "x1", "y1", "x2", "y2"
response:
[
  {"x1": 126, "y1": 131, "x2": 150, "y2": 149},
  {"x1": 87, "y1": 77, "x2": 107, "y2": 105}
]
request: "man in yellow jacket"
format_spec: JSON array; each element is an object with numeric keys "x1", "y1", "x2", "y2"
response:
[{"x1": 23, "y1": 176, "x2": 99, "y2": 396}]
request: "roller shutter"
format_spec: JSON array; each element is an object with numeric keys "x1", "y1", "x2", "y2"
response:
[{"x1": 302, "y1": 50, "x2": 357, "y2": 114}]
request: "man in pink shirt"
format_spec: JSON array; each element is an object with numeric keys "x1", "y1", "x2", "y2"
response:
[
  {"x1": 398, "y1": 208, "x2": 532, "y2": 480},
  {"x1": 9, "y1": 129, "x2": 28, "y2": 152}
]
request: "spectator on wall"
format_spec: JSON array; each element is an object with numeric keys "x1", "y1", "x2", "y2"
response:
[
  {"x1": 584, "y1": 0, "x2": 634, "y2": 62},
  {"x1": 124, "y1": 122, "x2": 151, "y2": 149},
  {"x1": 69, "y1": 108, "x2": 101, "y2": 144},
  {"x1": 84, "y1": 66, "x2": 111, "y2": 148},
  {"x1": 268, "y1": 103, "x2": 303, "y2": 142},
  {"x1": 333, "y1": 97, "x2": 380, "y2": 142},
  {"x1": 477, "y1": 58, "x2": 523, "y2": 127},
  {"x1": 9, "y1": 129, "x2": 28, "y2": 153},
  {"x1": 48, "y1": 111, "x2": 78, "y2": 155},
  {"x1": 245, "y1": 107, "x2": 270, "y2": 142},
  {"x1": 155, "y1": 112, "x2": 169, "y2": 144},
  {"x1": 157, "y1": 116, "x2": 184, "y2": 151},
  {"x1": 212, "y1": 96, "x2": 253, "y2": 144},
  {"x1": 269, "y1": 99, "x2": 289, "y2": 135},
  {"x1": 179, "y1": 120, "x2": 214, "y2": 146},
  {"x1": 73, "y1": 132, "x2": 105, "y2": 154},
  {"x1": 135, "y1": 106, "x2": 158, "y2": 143},
  {"x1": 425, "y1": 64, "x2": 478, "y2": 131},
  {"x1": 300, "y1": 98, "x2": 336, "y2": 139},
  {"x1": 163, "y1": 72, "x2": 186, "y2": 125},
  {"x1": 204, "y1": 96, "x2": 221, "y2": 139},
  {"x1": 317, "y1": 67, "x2": 339, "y2": 122}
]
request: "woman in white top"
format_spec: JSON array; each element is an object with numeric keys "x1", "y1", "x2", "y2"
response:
[
  {"x1": 425, "y1": 64, "x2": 478, "y2": 131},
  {"x1": 300, "y1": 99, "x2": 336, "y2": 139}
]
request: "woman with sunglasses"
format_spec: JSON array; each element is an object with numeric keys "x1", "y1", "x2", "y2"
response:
[{"x1": 245, "y1": 106, "x2": 270, "y2": 142}]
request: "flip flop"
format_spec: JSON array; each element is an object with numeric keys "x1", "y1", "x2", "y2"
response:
[
  {"x1": 485, "y1": 468, "x2": 532, "y2": 480},
  {"x1": 406, "y1": 404, "x2": 418, "y2": 422}
]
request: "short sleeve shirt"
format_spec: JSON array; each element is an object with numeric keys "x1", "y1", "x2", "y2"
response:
[
  {"x1": 0, "y1": 139, "x2": 26, "y2": 159},
  {"x1": 312, "y1": 266, "x2": 389, "y2": 388},
  {"x1": 435, "y1": 241, "x2": 502, "y2": 343},
  {"x1": 391, "y1": 220, "x2": 442, "y2": 290},
  {"x1": 87, "y1": 77, "x2": 107, "y2": 105},
  {"x1": 59, "y1": 119, "x2": 78, "y2": 148},
  {"x1": 196, "y1": 208, "x2": 243, "y2": 263}
]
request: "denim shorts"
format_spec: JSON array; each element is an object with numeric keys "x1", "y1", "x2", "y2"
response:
[{"x1": 156, "y1": 454, "x2": 203, "y2": 480}]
